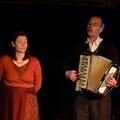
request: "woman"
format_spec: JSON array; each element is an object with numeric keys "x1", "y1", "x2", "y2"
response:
[{"x1": 0, "y1": 31, "x2": 42, "y2": 120}]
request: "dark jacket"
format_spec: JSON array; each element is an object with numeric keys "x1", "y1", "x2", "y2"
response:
[{"x1": 62, "y1": 39, "x2": 120, "y2": 98}]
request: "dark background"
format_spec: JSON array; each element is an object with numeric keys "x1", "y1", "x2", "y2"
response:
[{"x1": 0, "y1": 2, "x2": 120, "y2": 120}]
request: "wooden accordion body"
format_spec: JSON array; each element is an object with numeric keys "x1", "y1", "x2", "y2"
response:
[{"x1": 75, "y1": 54, "x2": 119, "y2": 96}]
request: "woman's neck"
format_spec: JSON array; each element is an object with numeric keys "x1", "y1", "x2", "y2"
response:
[{"x1": 15, "y1": 53, "x2": 25, "y2": 61}]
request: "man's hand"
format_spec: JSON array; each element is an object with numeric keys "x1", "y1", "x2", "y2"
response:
[
  {"x1": 65, "y1": 70, "x2": 79, "y2": 82},
  {"x1": 106, "y1": 77, "x2": 117, "y2": 87}
]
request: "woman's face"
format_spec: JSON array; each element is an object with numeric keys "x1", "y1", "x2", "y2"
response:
[{"x1": 11, "y1": 36, "x2": 28, "y2": 53}]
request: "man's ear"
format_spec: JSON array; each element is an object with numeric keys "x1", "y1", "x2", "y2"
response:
[{"x1": 99, "y1": 27, "x2": 103, "y2": 33}]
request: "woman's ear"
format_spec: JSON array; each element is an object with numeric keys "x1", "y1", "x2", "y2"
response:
[{"x1": 11, "y1": 41, "x2": 15, "y2": 47}]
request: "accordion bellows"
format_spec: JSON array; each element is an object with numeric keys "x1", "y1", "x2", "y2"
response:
[{"x1": 75, "y1": 54, "x2": 118, "y2": 95}]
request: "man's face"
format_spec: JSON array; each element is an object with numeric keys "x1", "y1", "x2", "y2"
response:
[{"x1": 86, "y1": 16, "x2": 103, "y2": 38}]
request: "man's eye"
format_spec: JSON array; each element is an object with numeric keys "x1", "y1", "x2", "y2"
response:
[
  {"x1": 88, "y1": 23, "x2": 92, "y2": 25},
  {"x1": 93, "y1": 24, "x2": 97, "y2": 26}
]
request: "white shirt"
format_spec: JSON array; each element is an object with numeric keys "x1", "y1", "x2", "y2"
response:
[{"x1": 85, "y1": 36, "x2": 103, "y2": 52}]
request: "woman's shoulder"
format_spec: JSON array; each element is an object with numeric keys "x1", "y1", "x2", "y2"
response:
[
  {"x1": 29, "y1": 56, "x2": 40, "y2": 63},
  {"x1": 0, "y1": 55, "x2": 11, "y2": 64},
  {"x1": 0, "y1": 55, "x2": 10, "y2": 60}
]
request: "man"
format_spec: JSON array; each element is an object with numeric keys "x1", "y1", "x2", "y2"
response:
[{"x1": 63, "y1": 15, "x2": 119, "y2": 120}]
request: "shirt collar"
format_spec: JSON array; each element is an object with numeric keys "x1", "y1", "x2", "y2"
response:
[{"x1": 85, "y1": 36, "x2": 103, "y2": 45}]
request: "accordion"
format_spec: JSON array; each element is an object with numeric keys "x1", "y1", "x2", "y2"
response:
[{"x1": 75, "y1": 54, "x2": 119, "y2": 96}]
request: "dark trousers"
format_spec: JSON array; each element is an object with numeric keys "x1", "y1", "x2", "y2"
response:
[{"x1": 73, "y1": 92, "x2": 111, "y2": 120}]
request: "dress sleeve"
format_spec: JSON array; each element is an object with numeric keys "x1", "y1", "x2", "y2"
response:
[
  {"x1": 0, "y1": 58, "x2": 4, "y2": 82},
  {"x1": 34, "y1": 59, "x2": 42, "y2": 92}
]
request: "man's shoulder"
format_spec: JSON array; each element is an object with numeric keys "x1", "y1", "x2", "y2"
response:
[{"x1": 101, "y1": 39, "x2": 114, "y2": 45}]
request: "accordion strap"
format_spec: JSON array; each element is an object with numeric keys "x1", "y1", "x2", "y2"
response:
[
  {"x1": 94, "y1": 41, "x2": 104, "y2": 55},
  {"x1": 84, "y1": 40, "x2": 105, "y2": 55}
]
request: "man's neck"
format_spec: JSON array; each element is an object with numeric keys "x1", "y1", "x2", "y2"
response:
[{"x1": 88, "y1": 36, "x2": 98, "y2": 44}]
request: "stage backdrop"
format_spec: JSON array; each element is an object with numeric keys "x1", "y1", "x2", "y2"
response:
[{"x1": 0, "y1": 3, "x2": 120, "y2": 120}]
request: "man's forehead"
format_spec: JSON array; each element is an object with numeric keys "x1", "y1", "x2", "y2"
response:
[{"x1": 89, "y1": 16, "x2": 102, "y2": 22}]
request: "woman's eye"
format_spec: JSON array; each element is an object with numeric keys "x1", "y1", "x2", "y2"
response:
[
  {"x1": 24, "y1": 42, "x2": 27, "y2": 44},
  {"x1": 18, "y1": 41, "x2": 22, "y2": 44},
  {"x1": 17, "y1": 41, "x2": 27, "y2": 44}
]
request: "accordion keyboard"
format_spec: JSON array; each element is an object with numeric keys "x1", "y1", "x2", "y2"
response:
[{"x1": 76, "y1": 55, "x2": 91, "y2": 91}]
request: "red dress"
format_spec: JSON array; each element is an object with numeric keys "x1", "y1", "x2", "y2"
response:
[{"x1": 0, "y1": 55, "x2": 42, "y2": 120}]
